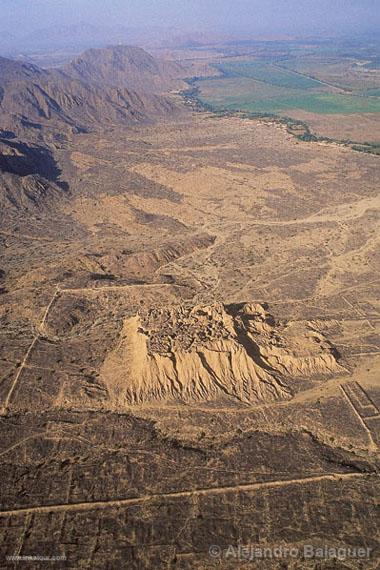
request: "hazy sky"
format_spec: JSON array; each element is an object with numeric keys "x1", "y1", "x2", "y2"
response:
[{"x1": 1, "y1": 0, "x2": 379, "y2": 35}]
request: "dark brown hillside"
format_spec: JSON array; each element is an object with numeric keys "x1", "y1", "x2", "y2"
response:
[
  {"x1": 0, "y1": 138, "x2": 63, "y2": 181},
  {"x1": 0, "y1": 171, "x2": 67, "y2": 216}
]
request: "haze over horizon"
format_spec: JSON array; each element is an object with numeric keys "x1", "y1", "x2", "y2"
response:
[{"x1": 1, "y1": 0, "x2": 379, "y2": 47}]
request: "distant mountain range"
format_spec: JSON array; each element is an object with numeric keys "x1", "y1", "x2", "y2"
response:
[
  {"x1": 0, "y1": 22, "x2": 236, "y2": 58},
  {"x1": 0, "y1": 23, "x2": 140, "y2": 54}
]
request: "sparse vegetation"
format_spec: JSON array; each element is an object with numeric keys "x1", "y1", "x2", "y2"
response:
[{"x1": 182, "y1": 75, "x2": 380, "y2": 155}]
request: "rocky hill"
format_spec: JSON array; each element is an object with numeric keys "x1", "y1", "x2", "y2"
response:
[
  {"x1": 64, "y1": 45, "x2": 186, "y2": 93},
  {"x1": 0, "y1": 46, "x2": 182, "y2": 138}
]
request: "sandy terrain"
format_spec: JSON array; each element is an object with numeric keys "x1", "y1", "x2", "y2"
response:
[
  {"x1": 0, "y1": 110, "x2": 379, "y2": 568},
  {"x1": 288, "y1": 109, "x2": 380, "y2": 143}
]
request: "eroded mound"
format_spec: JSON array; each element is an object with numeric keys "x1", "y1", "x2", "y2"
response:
[{"x1": 101, "y1": 303, "x2": 344, "y2": 406}]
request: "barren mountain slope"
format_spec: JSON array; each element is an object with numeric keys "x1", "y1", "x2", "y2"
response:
[
  {"x1": 0, "y1": 48, "x2": 180, "y2": 138},
  {"x1": 65, "y1": 45, "x2": 187, "y2": 92}
]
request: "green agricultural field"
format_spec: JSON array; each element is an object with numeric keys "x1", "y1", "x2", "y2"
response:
[
  {"x1": 195, "y1": 60, "x2": 380, "y2": 115},
  {"x1": 217, "y1": 61, "x2": 324, "y2": 90},
  {"x1": 364, "y1": 88, "x2": 380, "y2": 97},
  {"x1": 199, "y1": 90, "x2": 380, "y2": 114},
  {"x1": 197, "y1": 77, "x2": 302, "y2": 106}
]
